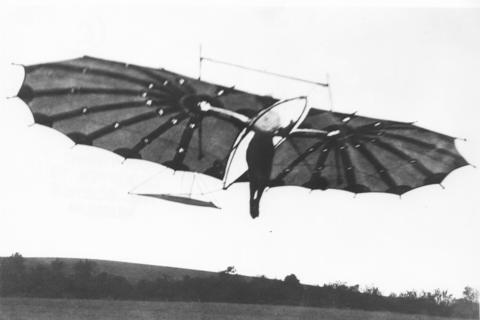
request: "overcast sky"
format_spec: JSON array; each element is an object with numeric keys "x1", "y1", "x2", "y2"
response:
[{"x1": 0, "y1": 0, "x2": 479, "y2": 297}]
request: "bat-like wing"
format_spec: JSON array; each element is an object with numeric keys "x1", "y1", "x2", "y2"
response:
[
  {"x1": 270, "y1": 109, "x2": 468, "y2": 195},
  {"x1": 18, "y1": 56, "x2": 277, "y2": 180}
]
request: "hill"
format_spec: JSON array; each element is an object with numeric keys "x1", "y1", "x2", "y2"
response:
[
  {"x1": 1, "y1": 254, "x2": 478, "y2": 319},
  {"x1": 19, "y1": 257, "x2": 222, "y2": 283}
]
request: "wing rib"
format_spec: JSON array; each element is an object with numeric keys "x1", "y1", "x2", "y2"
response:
[
  {"x1": 33, "y1": 87, "x2": 145, "y2": 97},
  {"x1": 338, "y1": 143, "x2": 357, "y2": 188},
  {"x1": 171, "y1": 118, "x2": 199, "y2": 166},
  {"x1": 351, "y1": 138, "x2": 398, "y2": 190},
  {"x1": 273, "y1": 140, "x2": 327, "y2": 182},
  {"x1": 359, "y1": 137, "x2": 433, "y2": 177},
  {"x1": 131, "y1": 113, "x2": 189, "y2": 154},
  {"x1": 48, "y1": 101, "x2": 150, "y2": 122},
  {"x1": 29, "y1": 63, "x2": 153, "y2": 87},
  {"x1": 85, "y1": 111, "x2": 161, "y2": 142}
]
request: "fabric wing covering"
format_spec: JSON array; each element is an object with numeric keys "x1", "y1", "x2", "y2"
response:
[
  {"x1": 270, "y1": 109, "x2": 468, "y2": 195},
  {"x1": 18, "y1": 56, "x2": 277, "y2": 180}
]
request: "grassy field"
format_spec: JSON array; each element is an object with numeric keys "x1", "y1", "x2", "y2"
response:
[{"x1": 0, "y1": 298, "x2": 471, "y2": 320}]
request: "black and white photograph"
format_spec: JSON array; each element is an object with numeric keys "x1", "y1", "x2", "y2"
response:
[{"x1": 0, "y1": 0, "x2": 479, "y2": 319}]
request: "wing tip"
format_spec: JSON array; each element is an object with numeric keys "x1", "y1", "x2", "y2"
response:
[
  {"x1": 66, "y1": 132, "x2": 93, "y2": 146},
  {"x1": 386, "y1": 185, "x2": 413, "y2": 195},
  {"x1": 32, "y1": 112, "x2": 53, "y2": 127},
  {"x1": 11, "y1": 62, "x2": 25, "y2": 68},
  {"x1": 113, "y1": 148, "x2": 142, "y2": 160},
  {"x1": 17, "y1": 85, "x2": 34, "y2": 103}
]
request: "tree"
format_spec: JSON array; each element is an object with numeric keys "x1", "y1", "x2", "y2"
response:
[
  {"x1": 71, "y1": 260, "x2": 97, "y2": 298},
  {"x1": 283, "y1": 274, "x2": 303, "y2": 305},
  {"x1": 284, "y1": 274, "x2": 301, "y2": 287},
  {"x1": 364, "y1": 286, "x2": 382, "y2": 296},
  {"x1": 0, "y1": 253, "x2": 27, "y2": 296},
  {"x1": 222, "y1": 266, "x2": 237, "y2": 275},
  {"x1": 463, "y1": 286, "x2": 479, "y2": 302},
  {"x1": 48, "y1": 259, "x2": 68, "y2": 297},
  {"x1": 73, "y1": 260, "x2": 96, "y2": 280},
  {"x1": 27, "y1": 264, "x2": 49, "y2": 297}
]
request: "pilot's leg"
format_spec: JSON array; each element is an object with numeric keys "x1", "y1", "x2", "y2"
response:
[{"x1": 247, "y1": 133, "x2": 274, "y2": 218}]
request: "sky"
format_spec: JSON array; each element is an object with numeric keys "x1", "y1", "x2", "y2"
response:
[{"x1": 0, "y1": 0, "x2": 479, "y2": 297}]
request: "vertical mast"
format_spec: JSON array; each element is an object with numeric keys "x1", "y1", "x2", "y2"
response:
[{"x1": 198, "y1": 44, "x2": 203, "y2": 80}]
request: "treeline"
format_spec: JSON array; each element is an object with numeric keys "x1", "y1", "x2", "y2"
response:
[{"x1": 0, "y1": 253, "x2": 478, "y2": 318}]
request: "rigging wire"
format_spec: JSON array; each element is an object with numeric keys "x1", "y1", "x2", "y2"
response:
[
  {"x1": 201, "y1": 56, "x2": 329, "y2": 87},
  {"x1": 201, "y1": 53, "x2": 332, "y2": 112},
  {"x1": 128, "y1": 169, "x2": 168, "y2": 195},
  {"x1": 179, "y1": 171, "x2": 186, "y2": 196},
  {"x1": 189, "y1": 173, "x2": 196, "y2": 197},
  {"x1": 196, "y1": 172, "x2": 222, "y2": 207}
]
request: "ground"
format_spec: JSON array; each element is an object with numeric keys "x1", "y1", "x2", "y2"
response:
[{"x1": 0, "y1": 298, "x2": 471, "y2": 320}]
